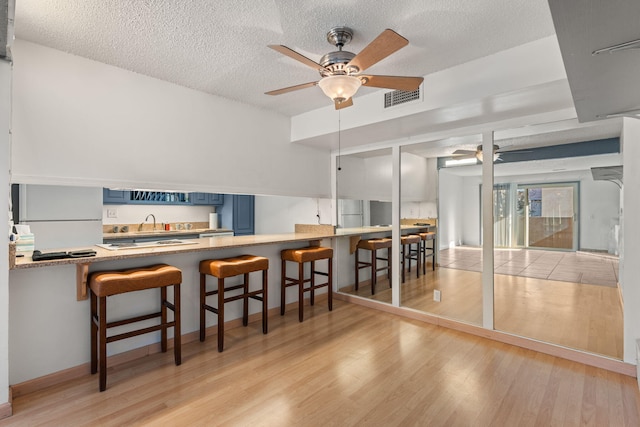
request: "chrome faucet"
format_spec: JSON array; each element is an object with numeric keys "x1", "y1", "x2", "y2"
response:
[{"x1": 138, "y1": 214, "x2": 157, "y2": 231}]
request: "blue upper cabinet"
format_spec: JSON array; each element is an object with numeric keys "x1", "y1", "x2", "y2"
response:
[
  {"x1": 232, "y1": 195, "x2": 255, "y2": 235},
  {"x1": 209, "y1": 193, "x2": 224, "y2": 205},
  {"x1": 192, "y1": 192, "x2": 224, "y2": 206},
  {"x1": 191, "y1": 192, "x2": 209, "y2": 205},
  {"x1": 104, "y1": 189, "x2": 224, "y2": 205},
  {"x1": 103, "y1": 189, "x2": 130, "y2": 204}
]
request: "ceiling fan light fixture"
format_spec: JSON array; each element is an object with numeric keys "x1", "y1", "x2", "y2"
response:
[
  {"x1": 475, "y1": 144, "x2": 500, "y2": 162},
  {"x1": 318, "y1": 75, "x2": 361, "y2": 103}
]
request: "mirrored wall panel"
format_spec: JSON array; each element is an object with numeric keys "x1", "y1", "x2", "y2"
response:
[
  {"x1": 336, "y1": 149, "x2": 394, "y2": 304},
  {"x1": 399, "y1": 136, "x2": 483, "y2": 326},
  {"x1": 491, "y1": 121, "x2": 623, "y2": 359}
]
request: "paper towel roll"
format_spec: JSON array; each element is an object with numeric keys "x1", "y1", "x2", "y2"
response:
[{"x1": 209, "y1": 213, "x2": 218, "y2": 229}]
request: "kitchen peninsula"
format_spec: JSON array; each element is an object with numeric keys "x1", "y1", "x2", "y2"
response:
[{"x1": 8, "y1": 224, "x2": 433, "y2": 391}]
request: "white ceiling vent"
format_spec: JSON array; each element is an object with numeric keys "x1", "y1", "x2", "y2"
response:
[{"x1": 384, "y1": 87, "x2": 421, "y2": 108}]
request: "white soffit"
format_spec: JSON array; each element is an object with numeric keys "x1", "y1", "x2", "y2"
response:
[{"x1": 549, "y1": 0, "x2": 640, "y2": 122}]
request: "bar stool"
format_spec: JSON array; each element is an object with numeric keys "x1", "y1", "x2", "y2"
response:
[
  {"x1": 89, "y1": 264, "x2": 182, "y2": 392},
  {"x1": 417, "y1": 231, "x2": 437, "y2": 274},
  {"x1": 355, "y1": 237, "x2": 392, "y2": 295},
  {"x1": 199, "y1": 255, "x2": 268, "y2": 352},
  {"x1": 281, "y1": 246, "x2": 333, "y2": 322},
  {"x1": 401, "y1": 235, "x2": 421, "y2": 283}
]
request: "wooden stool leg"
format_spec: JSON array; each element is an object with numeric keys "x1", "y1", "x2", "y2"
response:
[
  {"x1": 174, "y1": 283, "x2": 181, "y2": 366},
  {"x1": 371, "y1": 248, "x2": 377, "y2": 295},
  {"x1": 355, "y1": 248, "x2": 360, "y2": 291},
  {"x1": 328, "y1": 258, "x2": 333, "y2": 311},
  {"x1": 402, "y1": 245, "x2": 406, "y2": 283},
  {"x1": 387, "y1": 247, "x2": 392, "y2": 288},
  {"x1": 90, "y1": 290, "x2": 97, "y2": 375},
  {"x1": 281, "y1": 259, "x2": 286, "y2": 316},
  {"x1": 99, "y1": 296, "x2": 107, "y2": 392},
  {"x1": 298, "y1": 261, "x2": 304, "y2": 322},
  {"x1": 199, "y1": 273, "x2": 206, "y2": 342},
  {"x1": 262, "y1": 269, "x2": 268, "y2": 334},
  {"x1": 243, "y1": 273, "x2": 249, "y2": 327},
  {"x1": 161, "y1": 286, "x2": 167, "y2": 353},
  {"x1": 432, "y1": 237, "x2": 436, "y2": 271},
  {"x1": 217, "y1": 277, "x2": 225, "y2": 353},
  {"x1": 416, "y1": 243, "x2": 420, "y2": 279},
  {"x1": 310, "y1": 261, "x2": 315, "y2": 306}
]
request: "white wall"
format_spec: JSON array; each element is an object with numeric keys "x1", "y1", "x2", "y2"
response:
[
  {"x1": 438, "y1": 169, "x2": 464, "y2": 249},
  {"x1": 254, "y1": 195, "x2": 333, "y2": 234},
  {"x1": 0, "y1": 59, "x2": 11, "y2": 405},
  {"x1": 580, "y1": 180, "x2": 620, "y2": 252},
  {"x1": 339, "y1": 152, "x2": 437, "y2": 204},
  {"x1": 621, "y1": 117, "x2": 640, "y2": 363},
  {"x1": 11, "y1": 40, "x2": 331, "y2": 198},
  {"x1": 401, "y1": 152, "x2": 430, "y2": 202}
]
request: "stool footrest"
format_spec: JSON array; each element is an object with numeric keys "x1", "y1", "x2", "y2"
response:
[
  {"x1": 106, "y1": 312, "x2": 161, "y2": 329},
  {"x1": 106, "y1": 321, "x2": 176, "y2": 344}
]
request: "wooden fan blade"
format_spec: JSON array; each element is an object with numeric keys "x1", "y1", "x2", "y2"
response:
[
  {"x1": 360, "y1": 75, "x2": 423, "y2": 91},
  {"x1": 452, "y1": 149, "x2": 477, "y2": 156},
  {"x1": 335, "y1": 97, "x2": 353, "y2": 110},
  {"x1": 268, "y1": 45, "x2": 328, "y2": 72},
  {"x1": 346, "y1": 29, "x2": 409, "y2": 73},
  {"x1": 265, "y1": 81, "x2": 318, "y2": 96}
]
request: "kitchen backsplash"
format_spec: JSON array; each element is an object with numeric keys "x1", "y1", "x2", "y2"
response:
[{"x1": 102, "y1": 204, "x2": 215, "y2": 225}]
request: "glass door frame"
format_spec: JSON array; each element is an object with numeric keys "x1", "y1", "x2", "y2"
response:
[{"x1": 516, "y1": 181, "x2": 579, "y2": 251}]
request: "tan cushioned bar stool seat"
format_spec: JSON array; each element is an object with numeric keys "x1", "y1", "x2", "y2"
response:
[
  {"x1": 401, "y1": 235, "x2": 421, "y2": 282},
  {"x1": 419, "y1": 232, "x2": 436, "y2": 240},
  {"x1": 357, "y1": 237, "x2": 392, "y2": 251},
  {"x1": 199, "y1": 255, "x2": 269, "y2": 352},
  {"x1": 89, "y1": 263, "x2": 182, "y2": 391},
  {"x1": 281, "y1": 246, "x2": 334, "y2": 263},
  {"x1": 281, "y1": 246, "x2": 333, "y2": 322},
  {"x1": 90, "y1": 264, "x2": 182, "y2": 297},
  {"x1": 417, "y1": 232, "x2": 437, "y2": 273},
  {"x1": 355, "y1": 238, "x2": 392, "y2": 295},
  {"x1": 200, "y1": 255, "x2": 269, "y2": 279},
  {"x1": 401, "y1": 235, "x2": 421, "y2": 245}
]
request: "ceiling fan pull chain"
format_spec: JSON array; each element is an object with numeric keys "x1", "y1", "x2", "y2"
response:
[{"x1": 338, "y1": 109, "x2": 342, "y2": 171}]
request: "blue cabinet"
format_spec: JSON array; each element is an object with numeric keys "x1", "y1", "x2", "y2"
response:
[
  {"x1": 209, "y1": 193, "x2": 224, "y2": 205},
  {"x1": 191, "y1": 193, "x2": 225, "y2": 206},
  {"x1": 191, "y1": 192, "x2": 209, "y2": 205},
  {"x1": 233, "y1": 195, "x2": 255, "y2": 235},
  {"x1": 220, "y1": 195, "x2": 255, "y2": 235},
  {"x1": 104, "y1": 189, "x2": 223, "y2": 206},
  {"x1": 103, "y1": 189, "x2": 130, "y2": 204}
]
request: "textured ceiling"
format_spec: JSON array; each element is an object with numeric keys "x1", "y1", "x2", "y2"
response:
[{"x1": 13, "y1": 0, "x2": 556, "y2": 117}]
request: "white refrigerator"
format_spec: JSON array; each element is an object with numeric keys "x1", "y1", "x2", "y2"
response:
[{"x1": 18, "y1": 184, "x2": 103, "y2": 250}]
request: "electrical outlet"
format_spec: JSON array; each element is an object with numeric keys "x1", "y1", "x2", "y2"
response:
[
  {"x1": 107, "y1": 208, "x2": 118, "y2": 218},
  {"x1": 433, "y1": 289, "x2": 441, "y2": 302}
]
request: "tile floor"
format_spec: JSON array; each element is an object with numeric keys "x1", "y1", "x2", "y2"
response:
[{"x1": 438, "y1": 246, "x2": 619, "y2": 287}]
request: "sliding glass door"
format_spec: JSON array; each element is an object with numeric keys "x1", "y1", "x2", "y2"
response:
[
  {"x1": 493, "y1": 182, "x2": 578, "y2": 251},
  {"x1": 516, "y1": 183, "x2": 578, "y2": 251}
]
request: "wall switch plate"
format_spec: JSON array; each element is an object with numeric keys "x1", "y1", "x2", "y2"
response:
[
  {"x1": 107, "y1": 208, "x2": 118, "y2": 218},
  {"x1": 433, "y1": 289, "x2": 441, "y2": 302}
]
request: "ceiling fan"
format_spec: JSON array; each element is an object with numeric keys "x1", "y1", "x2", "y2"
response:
[
  {"x1": 265, "y1": 26, "x2": 424, "y2": 110},
  {"x1": 451, "y1": 144, "x2": 536, "y2": 163},
  {"x1": 452, "y1": 145, "x2": 502, "y2": 163}
]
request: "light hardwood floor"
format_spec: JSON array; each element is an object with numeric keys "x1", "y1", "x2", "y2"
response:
[
  {"x1": 3, "y1": 301, "x2": 639, "y2": 426},
  {"x1": 342, "y1": 257, "x2": 623, "y2": 359}
]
